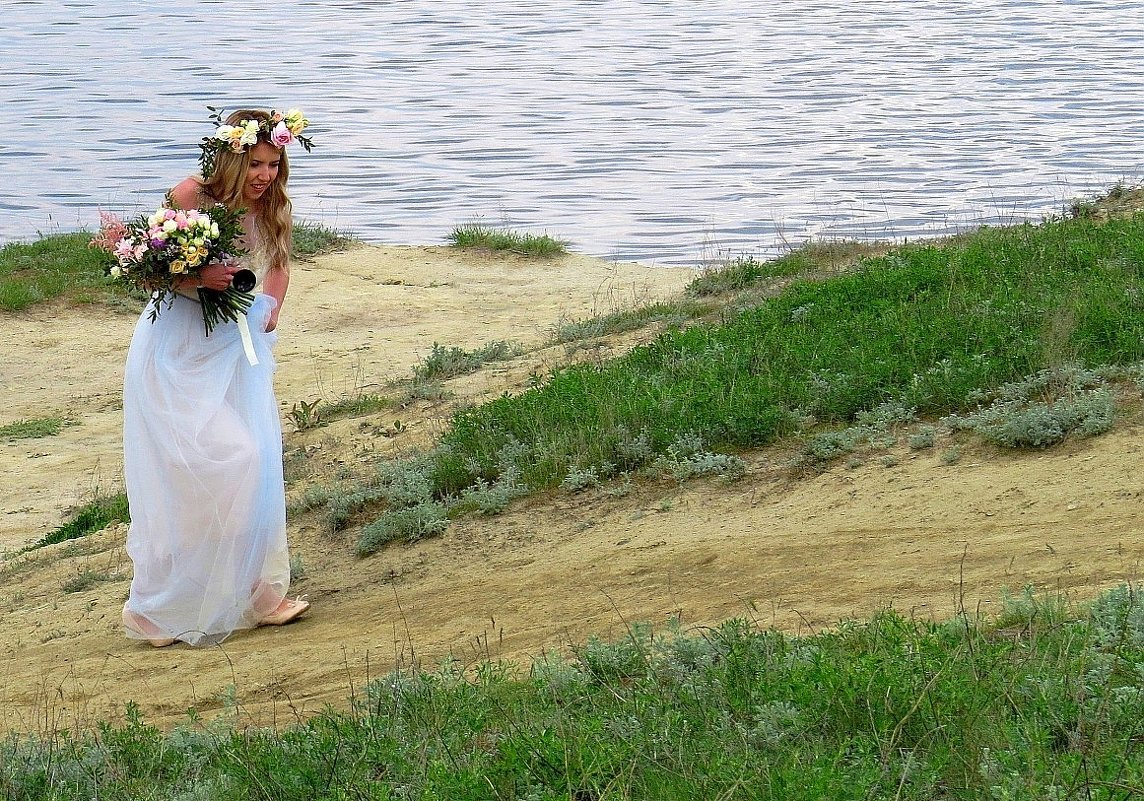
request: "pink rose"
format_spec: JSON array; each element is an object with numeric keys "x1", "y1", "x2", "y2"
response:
[{"x1": 270, "y1": 121, "x2": 294, "y2": 147}]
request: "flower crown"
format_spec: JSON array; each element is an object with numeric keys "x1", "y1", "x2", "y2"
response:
[{"x1": 198, "y1": 106, "x2": 314, "y2": 179}]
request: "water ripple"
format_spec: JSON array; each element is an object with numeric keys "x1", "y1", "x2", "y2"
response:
[{"x1": 1, "y1": 0, "x2": 1142, "y2": 265}]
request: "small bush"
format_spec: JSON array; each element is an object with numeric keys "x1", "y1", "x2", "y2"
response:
[
  {"x1": 908, "y1": 425, "x2": 937, "y2": 450},
  {"x1": 456, "y1": 473, "x2": 530, "y2": 513},
  {"x1": 945, "y1": 366, "x2": 1115, "y2": 448},
  {"x1": 413, "y1": 340, "x2": 521, "y2": 381},
  {"x1": 356, "y1": 502, "x2": 449, "y2": 556},
  {"x1": 1089, "y1": 583, "x2": 1144, "y2": 647},
  {"x1": 561, "y1": 465, "x2": 606, "y2": 493}
]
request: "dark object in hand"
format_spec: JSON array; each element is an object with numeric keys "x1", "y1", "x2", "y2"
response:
[{"x1": 231, "y1": 268, "x2": 257, "y2": 293}]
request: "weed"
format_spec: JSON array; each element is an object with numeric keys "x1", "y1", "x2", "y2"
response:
[
  {"x1": 432, "y1": 215, "x2": 1144, "y2": 498},
  {"x1": 394, "y1": 377, "x2": 451, "y2": 406},
  {"x1": 908, "y1": 425, "x2": 937, "y2": 450},
  {"x1": 413, "y1": 340, "x2": 521, "y2": 381},
  {"x1": 0, "y1": 232, "x2": 118, "y2": 311},
  {"x1": 61, "y1": 570, "x2": 112, "y2": 593},
  {"x1": 287, "y1": 399, "x2": 322, "y2": 431},
  {"x1": 288, "y1": 553, "x2": 306, "y2": 581},
  {"x1": 550, "y1": 301, "x2": 703, "y2": 344},
  {"x1": 561, "y1": 465, "x2": 605, "y2": 493},
  {"x1": 4, "y1": 588, "x2": 1144, "y2": 798}
]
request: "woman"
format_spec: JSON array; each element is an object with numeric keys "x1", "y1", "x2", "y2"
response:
[{"x1": 120, "y1": 108, "x2": 312, "y2": 647}]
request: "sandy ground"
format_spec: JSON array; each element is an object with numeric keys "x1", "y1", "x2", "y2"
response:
[{"x1": 1, "y1": 243, "x2": 1142, "y2": 735}]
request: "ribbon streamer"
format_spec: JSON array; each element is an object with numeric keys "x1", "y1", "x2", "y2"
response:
[{"x1": 237, "y1": 311, "x2": 259, "y2": 366}]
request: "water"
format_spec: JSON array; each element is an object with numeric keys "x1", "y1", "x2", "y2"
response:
[{"x1": 2, "y1": 0, "x2": 1143, "y2": 266}]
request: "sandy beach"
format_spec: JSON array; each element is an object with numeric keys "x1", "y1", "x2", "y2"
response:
[{"x1": 1, "y1": 243, "x2": 1141, "y2": 733}]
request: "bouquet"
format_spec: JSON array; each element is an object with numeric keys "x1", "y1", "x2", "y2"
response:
[{"x1": 90, "y1": 202, "x2": 256, "y2": 335}]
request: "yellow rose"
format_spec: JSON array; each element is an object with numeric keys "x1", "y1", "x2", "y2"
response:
[
  {"x1": 285, "y1": 108, "x2": 309, "y2": 135},
  {"x1": 170, "y1": 260, "x2": 186, "y2": 274}
]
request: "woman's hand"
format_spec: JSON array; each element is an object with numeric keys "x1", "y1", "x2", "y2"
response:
[{"x1": 195, "y1": 260, "x2": 241, "y2": 292}]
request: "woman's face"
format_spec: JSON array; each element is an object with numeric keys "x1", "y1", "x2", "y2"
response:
[{"x1": 243, "y1": 141, "x2": 282, "y2": 204}]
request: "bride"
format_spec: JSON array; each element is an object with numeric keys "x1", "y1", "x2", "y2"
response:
[{"x1": 120, "y1": 108, "x2": 312, "y2": 646}]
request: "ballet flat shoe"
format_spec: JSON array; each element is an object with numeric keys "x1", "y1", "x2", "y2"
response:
[{"x1": 259, "y1": 596, "x2": 310, "y2": 626}]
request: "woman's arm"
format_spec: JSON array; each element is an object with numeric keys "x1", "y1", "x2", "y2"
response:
[{"x1": 262, "y1": 264, "x2": 289, "y2": 332}]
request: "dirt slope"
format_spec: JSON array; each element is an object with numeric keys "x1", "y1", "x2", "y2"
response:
[{"x1": 1, "y1": 244, "x2": 1141, "y2": 734}]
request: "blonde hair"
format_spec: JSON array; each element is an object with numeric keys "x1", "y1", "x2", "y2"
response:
[{"x1": 200, "y1": 109, "x2": 293, "y2": 270}]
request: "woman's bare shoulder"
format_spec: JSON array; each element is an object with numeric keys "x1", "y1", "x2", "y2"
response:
[{"x1": 168, "y1": 177, "x2": 206, "y2": 209}]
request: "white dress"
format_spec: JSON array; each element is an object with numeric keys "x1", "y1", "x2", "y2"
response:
[{"x1": 122, "y1": 244, "x2": 290, "y2": 646}]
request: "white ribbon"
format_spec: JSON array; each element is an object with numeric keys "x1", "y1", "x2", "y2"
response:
[{"x1": 237, "y1": 311, "x2": 259, "y2": 366}]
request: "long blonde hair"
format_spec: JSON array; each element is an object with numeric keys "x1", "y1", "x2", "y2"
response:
[{"x1": 200, "y1": 109, "x2": 292, "y2": 270}]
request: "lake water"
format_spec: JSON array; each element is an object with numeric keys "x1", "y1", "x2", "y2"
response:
[{"x1": 2, "y1": 0, "x2": 1143, "y2": 266}]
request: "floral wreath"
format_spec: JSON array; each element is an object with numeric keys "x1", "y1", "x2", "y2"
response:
[{"x1": 198, "y1": 106, "x2": 314, "y2": 179}]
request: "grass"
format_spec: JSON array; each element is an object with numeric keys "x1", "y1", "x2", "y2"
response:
[
  {"x1": 550, "y1": 299, "x2": 709, "y2": 345},
  {"x1": 3, "y1": 587, "x2": 1143, "y2": 798},
  {"x1": 21, "y1": 490, "x2": 129, "y2": 553},
  {"x1": 0, "y1": 232, "x2": 118, "y2": 311},
  {"x1": 0, "y1": 416, "x2": 66, "y2": 439},
  {"x1": 448, "y1": 223, "x2": 569, "y2": 256},
  {"x1": 0, "y1": 221, "x2": 357, "y2": 312},
  {"x1": 280, "y1": 204, "x2": 1144, "y2": 552},
  {"x1": 426, "y1": 213, "x2": 1144, "y2": 495},
  {"x1": 291, "y1": 220, "x2": 359, "y2": 259},
  {"x1": 413, "y1": 340, "x2": 523, "y2": 381}
]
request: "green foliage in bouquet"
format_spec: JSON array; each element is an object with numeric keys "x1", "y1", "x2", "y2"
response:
[{"x1": 89, "y1": 201, "x2": 255, "y2": 335}]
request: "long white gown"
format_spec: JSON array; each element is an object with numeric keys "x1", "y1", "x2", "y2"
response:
[{"x1": 121, "y1": 253, "x2": 290, "y2": 646}]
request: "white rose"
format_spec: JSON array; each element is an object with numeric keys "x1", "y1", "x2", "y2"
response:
[
  {"x1": 240, "y1": 120, "x2": 260, "y2": 147},
  {"x1": 162, "y1": 219, "x2": 177, "y2": 233}
]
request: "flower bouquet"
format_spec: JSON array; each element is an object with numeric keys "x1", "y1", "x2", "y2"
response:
[{"x1": 90, "y1": 202, "x2": 255, "y2": 335}]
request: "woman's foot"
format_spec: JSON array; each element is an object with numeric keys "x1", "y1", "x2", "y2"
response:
[
  {"x1": 122, "y1": 605, "x2": 177, "y2": 647},
  {"x1": 259, "y1": 596, "x2": 310, "y2": 626}
]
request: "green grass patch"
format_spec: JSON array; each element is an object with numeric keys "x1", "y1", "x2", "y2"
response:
[
  {"x1": 0, "y1": 416, "x2": 66, "y2": 440},
  {"x1": 291, "y1": 220, "x2": 359, "y2": 258},
  {"x1": 25, "y1": 491, "x2": 129, "y2": 552},
  {"x1": 425, "y1": 214, "x2": 1144, "y2": 495},
  {"x1": 321, "y1": 392, "x2": 389, "y2": 421},
  {"x1": 0, "y1": 233, "x2": 118, "y2": 311},
  {"x1": 448, "y1": 223, "x2": 569, "y2": 256},
  {"x1": 4, "y1": 586, "x2": 1143, "y2": 798}
]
